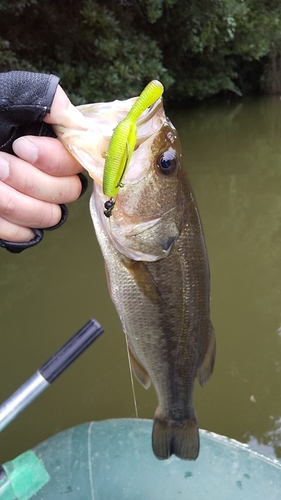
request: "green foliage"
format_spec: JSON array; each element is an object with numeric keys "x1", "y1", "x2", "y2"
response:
[
  {"x1": 0, "y1": 0, "x2": 280, "y2": 102},
  {"x1": 151, "y1": 0, "x2": 281, "y2": 99},
  {"x1": 0, "y1": 0, "x2": 174, "y2": 103},
  {"x1": 137, "y1": 0, "x2": 178, "y2": 23}
]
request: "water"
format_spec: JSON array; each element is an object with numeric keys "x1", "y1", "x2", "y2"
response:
[{"x1": 0, "y1": 95, "x2": 281, "y2": 464}]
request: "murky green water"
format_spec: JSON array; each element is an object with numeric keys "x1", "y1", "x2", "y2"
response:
[{"x1": 0, "y1": 96, "x2": 281, "y2": 464}]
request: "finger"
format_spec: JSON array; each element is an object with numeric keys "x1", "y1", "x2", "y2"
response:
[
  {"x1": 0, "y1": 181, "x2": 62, "y2": 228},
  {"x1": 13, "y1": 136, "x2": 84, "y2": 176},
  {"x1": 43, "y1": 85, "x2": 87, "y2": 129},
  {"x1": 0, "y1": 152, "x2": 82, "y2": 203},
  {"x1": 0, "y1": 217, "x2": 34, "y2": 243}
]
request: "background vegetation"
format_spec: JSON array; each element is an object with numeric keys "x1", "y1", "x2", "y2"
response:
[{"x1": 0, "y1": 0, "x2": 280, "y2": 103}]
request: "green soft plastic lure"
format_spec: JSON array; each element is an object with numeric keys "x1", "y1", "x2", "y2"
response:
[{"x1": 103, "y1": 80, "x2": 164, "y2": 217}]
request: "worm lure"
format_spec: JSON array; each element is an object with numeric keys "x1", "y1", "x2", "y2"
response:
[{"x1": 103, "y1": 80, "x2": 164, "y2": 217}]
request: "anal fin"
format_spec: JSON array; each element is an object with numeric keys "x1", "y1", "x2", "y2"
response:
[{"x1": 128, "y1": 345, "x2": 151, "y2": 389}]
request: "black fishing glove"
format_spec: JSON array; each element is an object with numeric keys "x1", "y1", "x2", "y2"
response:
[
  {"x1": 0, "y1": 71, "x2": 87, "y2": 254},
  {"x1": 0, "y1": 71, "x2": 59, "y2": 153}
]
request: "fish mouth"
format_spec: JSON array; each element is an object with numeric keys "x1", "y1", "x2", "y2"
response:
[{"x1": 54, "y1": 97, "x2": 165, "y2": 186}]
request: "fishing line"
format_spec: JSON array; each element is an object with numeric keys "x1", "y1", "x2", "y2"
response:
[
  {"x1": 124, "y1": 335, "x2": 139, "y2": 419},
  {"x1": 124, "y1": 335, "x2": 153, "y2": 500}
]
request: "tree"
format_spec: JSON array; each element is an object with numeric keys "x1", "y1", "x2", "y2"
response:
[{"x1": 0, "y1": 0, "x2": 280, "y2": 102}]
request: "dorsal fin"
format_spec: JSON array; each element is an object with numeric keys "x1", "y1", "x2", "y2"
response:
[{"x1": 196, "y1": 321, "x2": 216, "y2": 387}]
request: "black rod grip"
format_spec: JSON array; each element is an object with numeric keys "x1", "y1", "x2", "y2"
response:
[{"x1": 39, "y1": 318, "x2": 104, "y2": 384}]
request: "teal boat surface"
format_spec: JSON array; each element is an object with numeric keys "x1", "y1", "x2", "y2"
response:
[{"x1": 29, "y1": 418, "x2": 281, "y2": 499}]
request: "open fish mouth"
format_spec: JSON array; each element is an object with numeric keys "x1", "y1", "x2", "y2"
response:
[{"x1": 54, "y1": 97, "x2": 165, "y2": 186}]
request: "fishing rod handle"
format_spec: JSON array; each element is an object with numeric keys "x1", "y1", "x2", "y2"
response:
[
  {"x1": 0, "y1": 372, "x2": 48, "y2": 432},
  {"x1": 0, "y1": 319, "x2": 103, "y2": 432}
]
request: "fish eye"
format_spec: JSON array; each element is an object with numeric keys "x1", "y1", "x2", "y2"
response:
[{"x1": 157, "y1": 149, "x2": 177, "y2": 176}]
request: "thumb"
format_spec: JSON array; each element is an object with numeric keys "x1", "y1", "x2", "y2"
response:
[{"x1": 43, "y1": 85, "x2": 87, "y2": 129}]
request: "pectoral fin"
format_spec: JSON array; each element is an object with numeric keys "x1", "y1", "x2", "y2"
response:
[
  {"x1": 123, "y1": 259, "x2": 162, "y2": 304},
  {"x1": 196, "y1": 321, "x2": 216, "y2": 387},
  {"x1": 128, "y1": 344, "x2": 151, "y2": 389}
]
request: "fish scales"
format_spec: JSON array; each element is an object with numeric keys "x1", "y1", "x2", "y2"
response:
[{"x1": 55, "y1": 91, "x2": 216, "y2": 461}]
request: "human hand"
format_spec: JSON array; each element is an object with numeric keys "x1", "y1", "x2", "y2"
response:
[{"x1": 0, "y1": 86, "x2": 87, "y2": 244}]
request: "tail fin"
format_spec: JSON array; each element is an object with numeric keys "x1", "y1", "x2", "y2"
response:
[{"x1": 152, "y1": 407, "x2": 199, "y2": 460}]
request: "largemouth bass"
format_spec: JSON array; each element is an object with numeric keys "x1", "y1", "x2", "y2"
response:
[{"x1": 55, "y1": 89, "x2": 216, "y2": 460}]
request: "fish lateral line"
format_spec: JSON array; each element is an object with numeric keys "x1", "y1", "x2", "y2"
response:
[{"x1": 103, "y1": 80, "x2": 164, "y2": 217}]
